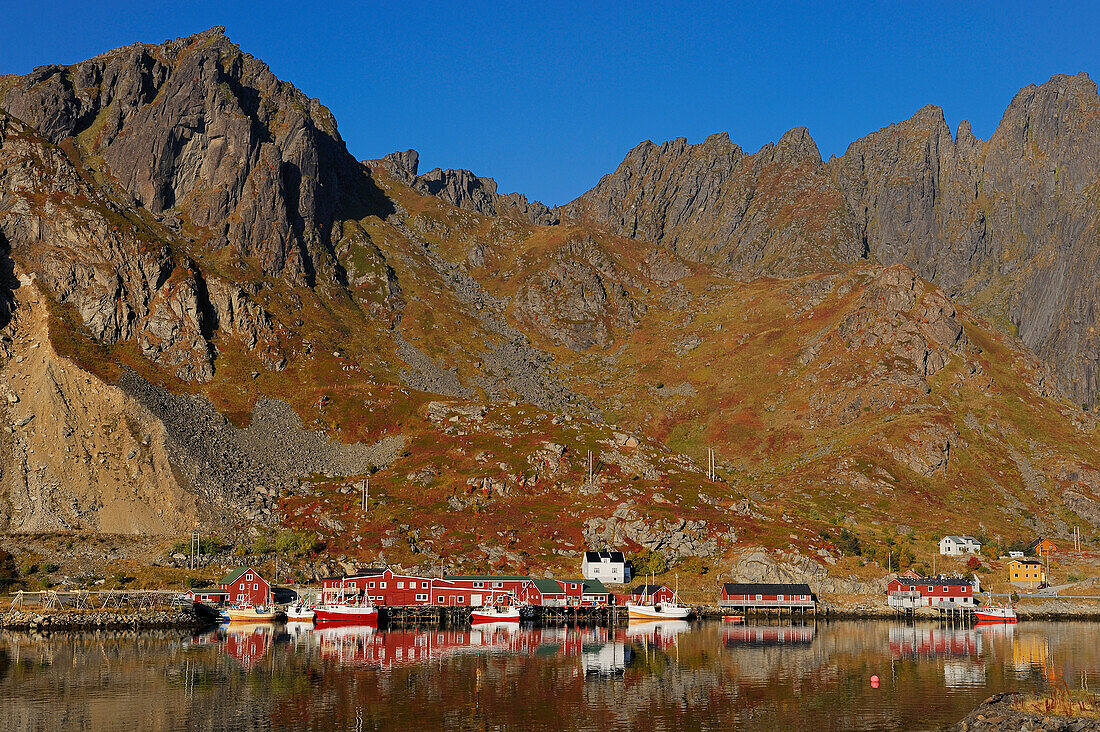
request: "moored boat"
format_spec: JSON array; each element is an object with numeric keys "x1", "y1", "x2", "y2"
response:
[
  {"x1": 286, "y1": 603, "x2": 316, "y2": 621},
  {"x1": 722, "y1": 614, "x2": 744, "y2": 622},
  {"x1": 314, "y1": 603, "x2": 379, "y2": 625},
  {"x1": 626, "y1": 601, "x2": 691, "y2": 620},
  {"x1": 974, "y1": 604, "x2": 1017, "y2": 623},
  {"x1": 471, "y1": 605, "x2": 520, "y2": 622},
  {"x1": 226, "y1": 605, "x2": 280, "y2": 622}
]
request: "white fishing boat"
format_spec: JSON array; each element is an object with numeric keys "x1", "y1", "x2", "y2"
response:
[
  {"x1": 625, "y1": 601, "x2": 691, "y2": 620},
  {"x1": 471, "y1": 605, "x2": 520, "y2": 622},
  {"x1": 626, "y1": 572, "x2": 691, "y2": 620},
  {"x1": 286, "y1": 603, "x2": 316, "y2": 621}
]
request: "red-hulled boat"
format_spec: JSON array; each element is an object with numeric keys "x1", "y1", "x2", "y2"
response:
[
  {"x1": 974, "y1": 604, "x2": 1017, "y2": 623},
  {"x1": 314, "y1": 603, "x2": 379, "y2": 625}
]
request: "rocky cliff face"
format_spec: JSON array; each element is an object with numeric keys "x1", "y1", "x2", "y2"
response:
[
  {"x1": 1, "y1": 26, "x2": 382, "y2": 285},
  {"x1": 564, "y1": 73, "x2": 1100, "y2": 405},
  {"x1": 560, "y1": 129, "x2": 866, "y2": 277},
  {"x1": 829, "y1": 73, "x2": 1100, "y2": 405},
  {"x1": 0, "y1": 111, "x2": 281, "y2": 381},
  {"x1": 379, "y1": 149, "x2": 559, "y2": 225},
  {"x1": 3, "y1": 29, "x2": 1100, "y2": 577}
]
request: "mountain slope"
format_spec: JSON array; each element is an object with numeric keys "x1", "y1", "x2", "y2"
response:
[
  {"x1": 0, "y1": 30, "x2": 1098, "y2": 583},
  {"x1": 563, "y1": 73, "x2": 1100, "y2": 406}
]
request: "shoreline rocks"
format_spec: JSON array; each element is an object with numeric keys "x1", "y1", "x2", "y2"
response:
[
  {"x1": 943, "y1": 693, "x2": 1100, "y2": 731},
  {"x1": 0, "y1": 606, "x2": 212, "y2": 631}
]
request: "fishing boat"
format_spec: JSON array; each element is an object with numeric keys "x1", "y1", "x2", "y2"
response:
[
  {"x1": 626, "y1": 572, "x2": 691, "y2": 620},
  {"x1": 974, "y1": 604, "x2": 1017, "y2": 623},
  {"x1": 226, "y1": 604, "x2": 280, "y2": 622},
  {"x1": 286, "y1": 603, "x2": 316, "y2": 622},
  {"x1": 314, "y1": 602, "x2": 378, "y2": 625},
  {"x1": 626, "y1": 601, "x2": 691, "y2": 620},
  {"x1": 471, "y1": 605, "x2": 520, "y2": 622}
]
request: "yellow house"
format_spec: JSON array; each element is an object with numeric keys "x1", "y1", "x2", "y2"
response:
[
  {"x1": 1008, "y1": 558, "x2": 1046, "y2": 589},
  {"x1": 1029, "y1": 538, "x2": 1058, "y2": 556}
]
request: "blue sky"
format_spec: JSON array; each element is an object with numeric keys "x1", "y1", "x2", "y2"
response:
[{"x1": 2, "y1": 2, "x2": 1098, "y2": 205}]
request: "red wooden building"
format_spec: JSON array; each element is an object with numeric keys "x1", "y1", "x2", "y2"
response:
[
  {"x1": 720, "y1": 583, "x2": 815, "y2": 610},
  {"x1": 185, "y1": 588, "x2": 230, "y2": 605},
  {"x1": 321, "y1": 568, "x2": 512, "y2": 607},
  {"x1": 521, "y1": 578, "x2": 611, "y2": 607},
  {"x1": 886, "y1": 577, "x2": 977, "y2": 610},
  {"x1": 219, "y1": 566, "x2": 271, "y2": 606},
  {"x1": 445, "y1": 575, "x2": 532, "y2": 602},
  {"x1": 617, "y1": 584, "x2": 676, "y2": 605}
]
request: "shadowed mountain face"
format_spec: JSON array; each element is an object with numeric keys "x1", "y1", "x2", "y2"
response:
[
  {"x1": 2, "y1": 29, "x2": 1100, "y2": 574},
  {"x1": 562, "y1": 72, "x2": 1100, "y2": 405}
]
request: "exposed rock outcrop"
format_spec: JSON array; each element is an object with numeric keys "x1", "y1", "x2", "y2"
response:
[
  {"x1": 560, "y1": 129, "x2": 866, "y2": 277},
  {"x1": 380, "y1": 149, "x2": 559, "y2": 225},
  {"x1": 2, "y1": 26, "x2": 385, "y2": 284},
  {"x1": 582, "y1": 507, "x2": 725, "y2": 559},
  {"x1": 512, "y1": 235, "x2": 645, "y2": 350},
  {"x1": 565, "y1": 73, "x2": 1100, "y2": 405},
  {"x1": 0, "y1": 112, "x2": 283, "y2": 381}
]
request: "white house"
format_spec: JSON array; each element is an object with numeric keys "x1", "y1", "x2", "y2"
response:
[
  {"x1": 582, "y1": 551, "x2": 631, "y2": 584},
  {"x1": 939, "y1": 536, "x2": 981, "y2": 556}
]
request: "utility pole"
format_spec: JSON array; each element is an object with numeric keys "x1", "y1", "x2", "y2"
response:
[
  {"x1": 362, "y1": 478, "x2": 369, "y2": 512},
  {"x1": 190, "y1": 532, "x2": 200, "y2": 570},
  {"x1": 587, "y1": 450, "x2": 594, "y2": 484}
]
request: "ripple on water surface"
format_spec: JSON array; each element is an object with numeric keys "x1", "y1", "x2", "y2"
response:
[{"x1": 1, "y1": 620, "x2": 1099, "y2": 731}]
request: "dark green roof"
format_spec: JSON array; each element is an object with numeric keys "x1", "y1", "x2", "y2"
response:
[
  {"x1": 582, "y1": 579, "x2": 609, "y2": 594},
  {"x1": 531, "y1": 578, "x2": 564, "y2": 594},
  {"x1": 218, "y1": 566, "x2": 256, "y2": 585}
]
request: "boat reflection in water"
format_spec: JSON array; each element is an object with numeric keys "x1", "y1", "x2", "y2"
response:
[
  {"x1": 9, "y1": 621, "x2": 1100, "y2": 732},
  {"x1": 623, "y1": 619, "x2": 691, "y2": 647}
]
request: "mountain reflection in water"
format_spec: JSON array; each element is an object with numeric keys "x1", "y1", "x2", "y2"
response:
[{"x1": 3, "y1": 620, "x2": 1100, "y2": 731}]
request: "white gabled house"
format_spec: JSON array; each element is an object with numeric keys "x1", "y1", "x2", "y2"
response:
[
  {"x1": 581, "y1": 551, "x2": 631, "y2": 584},
  {"x1": 939, "y1": 536, "x2": 981, "y2": 556}
]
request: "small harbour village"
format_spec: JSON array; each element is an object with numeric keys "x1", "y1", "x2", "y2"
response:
[{"x1": 4, "y1": 533, "x2": 1099, "y2": 630}]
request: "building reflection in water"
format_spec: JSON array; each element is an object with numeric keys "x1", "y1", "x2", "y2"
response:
[{"x1": 722, "y1": 623, "x2": 816, "y2": 648}]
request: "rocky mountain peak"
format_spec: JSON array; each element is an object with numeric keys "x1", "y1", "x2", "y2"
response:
[
  {"x1": 561, "y1": 127, "x2": 862, "y2": 276},
  {"x1": 1, "y1": 28, "x2": 376, "y2": 286},
  {"x1": 376, "y1": 150, "x2": 558, "y2": 226},
  {"x1": 770, "y1": 126, "x2": 821, "y2": 165},
  {"x1": 382, "y1": 149, "x2": 420, "y2": 181}
]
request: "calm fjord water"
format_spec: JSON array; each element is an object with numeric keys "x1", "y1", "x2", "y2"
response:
[{"x1": 1, "y1": 620, "x2": 1098, "y2": 731}]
